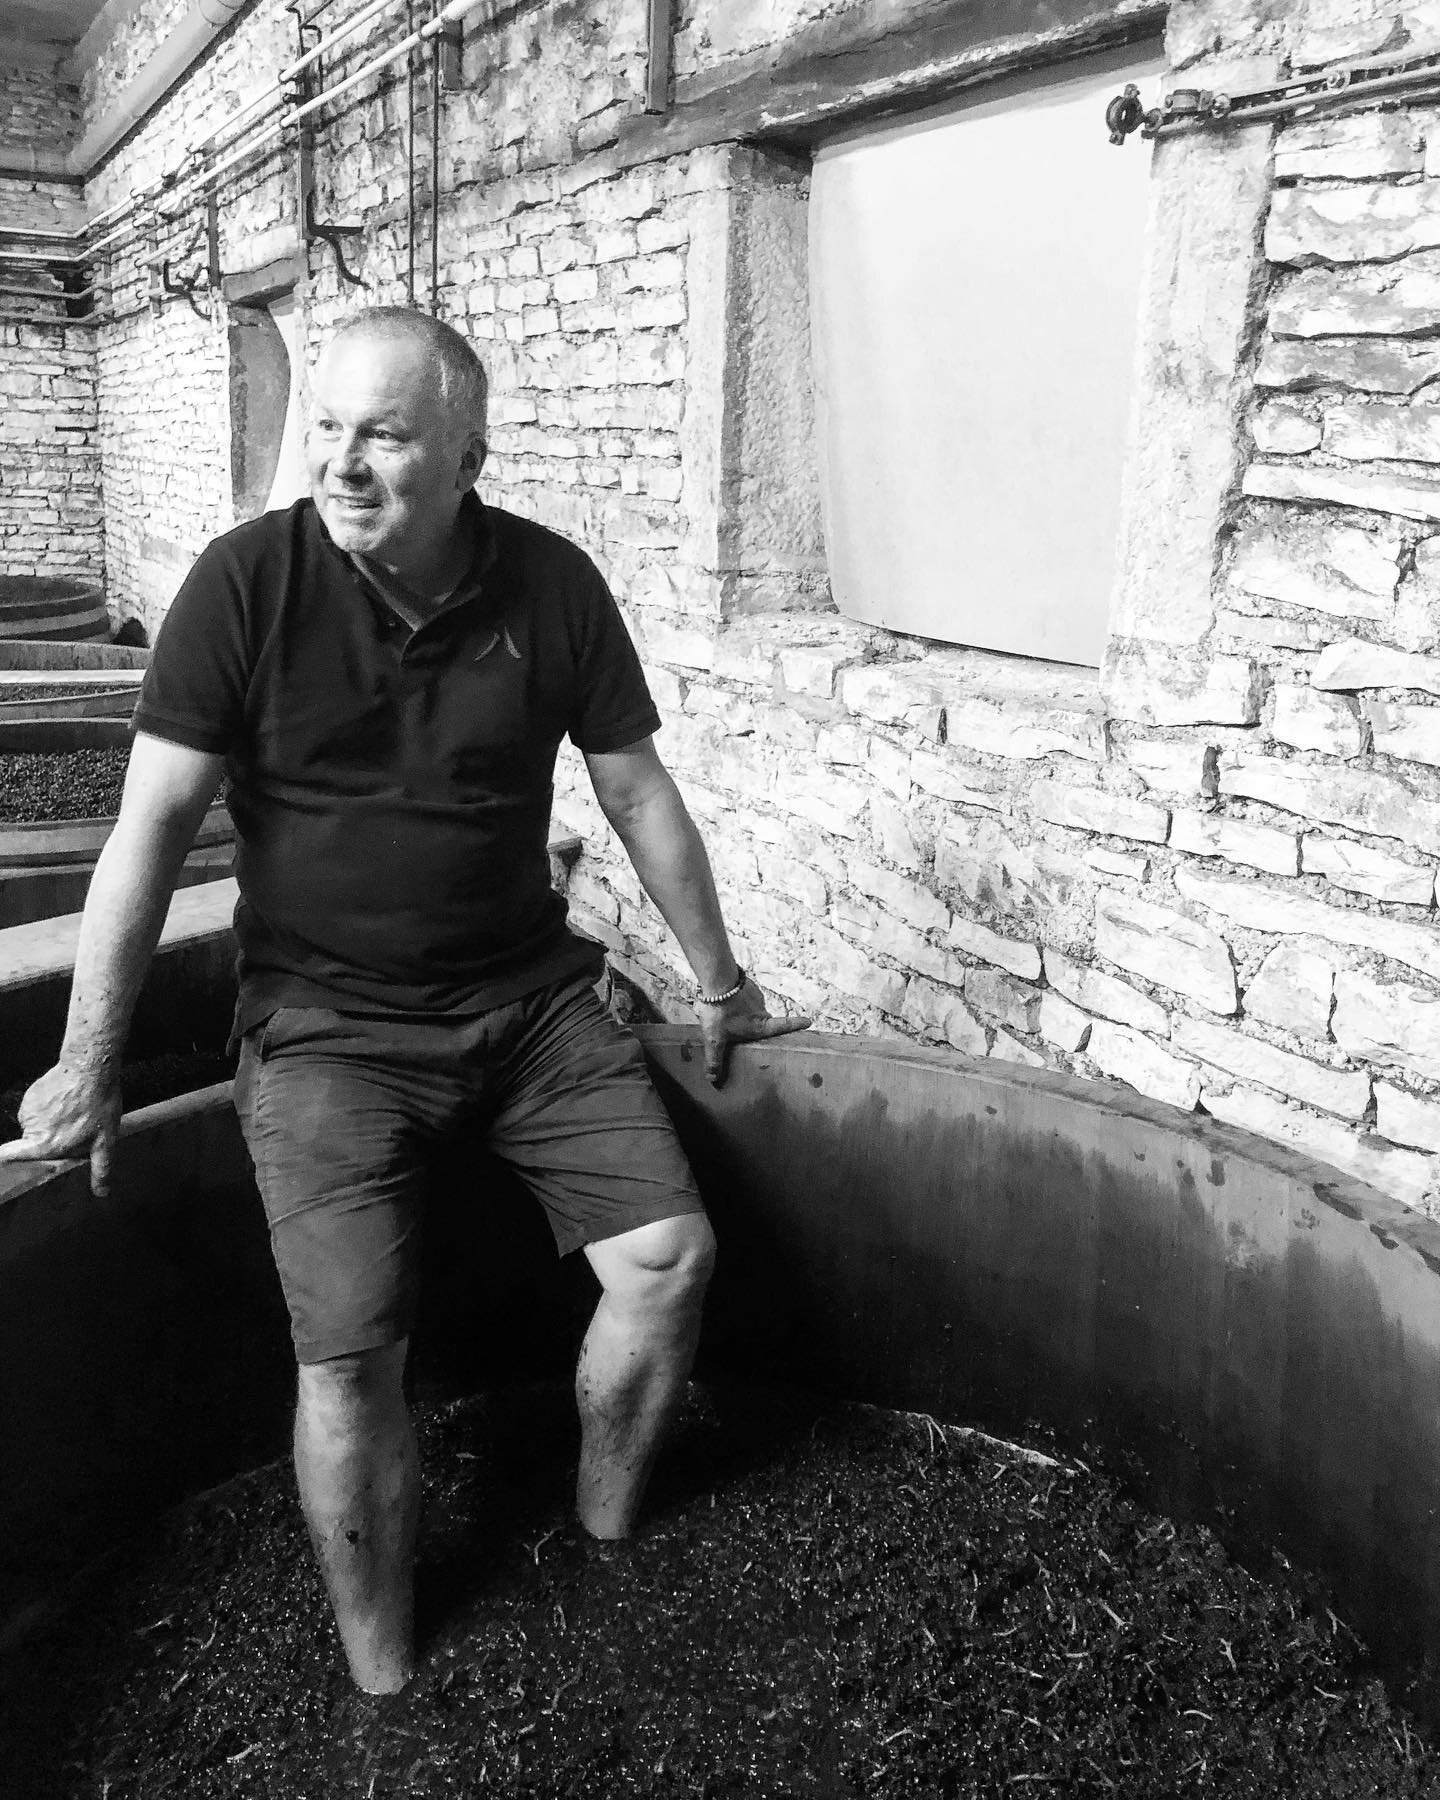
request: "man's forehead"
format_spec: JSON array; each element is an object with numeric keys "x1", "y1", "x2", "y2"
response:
[{"x1": 316, "y1": 331, "x2": 440, "y2": 400}]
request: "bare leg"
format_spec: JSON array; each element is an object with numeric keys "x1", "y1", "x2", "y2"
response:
[
  {"x1": 293, "y1": 1340, "x2": 418, "y2": 1694},
  {"x1": 576, "y1": 1214, "x2": 717, "y2": 1539}
]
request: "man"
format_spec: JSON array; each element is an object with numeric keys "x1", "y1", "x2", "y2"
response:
[{"x1": 0, "y1": 307, "x2": 807, "y2": 1695}]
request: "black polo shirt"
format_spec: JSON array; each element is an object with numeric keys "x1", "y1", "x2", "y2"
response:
[{"x1": 133, "y1": 495, "x2": 659, "y2": 1027}]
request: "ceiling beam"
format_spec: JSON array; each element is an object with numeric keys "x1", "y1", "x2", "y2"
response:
[{"x1": 614, "y1": 0, "x2": 1166, "y2": 166}]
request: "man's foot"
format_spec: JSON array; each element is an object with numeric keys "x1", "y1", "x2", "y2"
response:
[
  {"x1": 324, "y1": 1681, "x2": 410, "y2": 1766},
  {"x1": 531, "y1": 1517, "x2": 633, "y2": 1582}
]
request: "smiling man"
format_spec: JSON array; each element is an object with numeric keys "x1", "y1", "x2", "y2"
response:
[{"x1": 0, "y1": 307, "x2": 807, "y2": 1698}]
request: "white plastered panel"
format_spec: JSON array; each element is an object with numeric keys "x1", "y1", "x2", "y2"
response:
[{"x1": 809, "y1": 48, "x2": 1163, "y2": 667}]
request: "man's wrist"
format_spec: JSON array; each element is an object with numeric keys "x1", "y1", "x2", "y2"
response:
[
  {"x1": 696, "y1": 963, "x2": 747, "y2": 1006},
  {"x1": 56, "y1": 1041, "x2": 120, "y2": 1081}
]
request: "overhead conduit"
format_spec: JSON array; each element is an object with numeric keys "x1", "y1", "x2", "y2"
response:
[
  {"x1": 0, "y1": 0, "x2": 414, "y2": 325},
  {"x1": 0, "y1": 0, "x2": 252, "y2": 184},
  {"x1": 1, "y1": 0, "x2": 482, "y2": 281}
]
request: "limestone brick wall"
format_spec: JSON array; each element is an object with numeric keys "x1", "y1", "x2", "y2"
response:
[
  {"x1": 2, "y1": 45, "x2": 81, "y2": 158},
  {"x1": 96, "y1": 306, "x2": 232, "y2": 631},
  {"x1": 27, "y1": 0, "x2": 1440, "y2": 1209},
  {"x1": 1, "y1": 47, "x2": 85, "y2": 232},
  {"x1": 0, "y1": 178, "x2": 84, "y2": 238},
  {"x1": 560, "y1": 0, "x2": 1440, "y2": 1216},
  {"x1": 672, "y1": 0, "x2": 845, "y2": 72},
  {"x1": 79, "y1": 0, "x2": 199, "y2": 123},
  {"x1": 79, "y1": 0, "x2": 296, "y2": 626},
  {"x1": 0, "y1": 50, "x2": 98, "y2": 584},
  {"x1": 0, "y1": 321, "x2": 103, "y2": 580}
]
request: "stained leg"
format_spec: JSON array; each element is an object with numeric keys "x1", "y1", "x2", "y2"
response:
[
  {"x1": 293, "y1": 1340, "x2": 418, "y2": 1693},
  {"x1": 575, "y1": 1213, "x2": 716, "y2": 1538}
]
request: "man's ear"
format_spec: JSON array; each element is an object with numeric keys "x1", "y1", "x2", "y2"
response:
[{"x1": 457, "y1": 434, "x2": 487, "y2": 490}]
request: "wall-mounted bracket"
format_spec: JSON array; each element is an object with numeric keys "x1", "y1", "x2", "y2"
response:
[
  {"x1": 143, "y1": 220, "x2": 213, "y2": 318},
  {"x1": 162, "y1": 259, "x2": 210, "y2": 319},
  {"x1": 285, "y1": 0, "x2": 324, "y2": 68},
  {"x1": 147, "y1": 234, "x2": 162, "y2": 315},
  {"x1": 644, "y1": 0, "x2": 673, "y2": 116},
  {"x1": 438, "y1": 18, "x2": 463, "y2": 91},
  {"x1": 206, "y1": 191, "x2": 222, "y2": 291},
  {"x1": 296, "y1": 112, "x2": 369, "y2": 290},
  {"x1": 303, "y1": 188, "x2": 370, "y2": 289},
  {"x1": 289, "y1": 10, "x2": 367, "y2": 291}
]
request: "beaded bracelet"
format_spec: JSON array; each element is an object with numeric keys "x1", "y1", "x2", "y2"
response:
[{"x1": 697, "y1": 966, "x2": 747, "y2": 1005}]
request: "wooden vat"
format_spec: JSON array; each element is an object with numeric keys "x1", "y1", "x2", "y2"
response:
[{"x1": 1, "y1": 1031, "x2": 1437, "y2": 1703}]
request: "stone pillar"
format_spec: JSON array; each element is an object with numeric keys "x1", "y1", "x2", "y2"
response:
[
  {"x1": 1102, "y1": 34, "x2": 1277, "y2": 725},
  {"x1": 681, "y1": 144, "x2": 828, "y2": 618}
]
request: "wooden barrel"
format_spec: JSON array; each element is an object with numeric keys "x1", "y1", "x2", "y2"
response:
[
  {"x1": 0, "y1": 683, "x2": 139, "y2": 721},
  {"x1": 0, "y1": 579, "x2": 111, "y2": 644},
  {"x1": 0, "y1": 665, "x2": 145, "y2": 724},
  {"x1": 0, "y1": 718, "x2": 131, "y2": 752},
  {"x1": 0, "y1": 642, "x2": 147, "y2": 672},
  {"x1": 0, "y1": 804, "x2": 233, "y2": 928}
]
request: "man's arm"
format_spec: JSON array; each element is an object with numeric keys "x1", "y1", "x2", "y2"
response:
[
  {"x1": 583, "y1": 736, "x2": 809, "y2": 1084},
  {"x1": 0, "y1": 732, "x2": 225, "y2": 1194}
]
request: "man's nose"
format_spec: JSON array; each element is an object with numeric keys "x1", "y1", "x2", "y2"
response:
[{"x1": 331, "y1": 432, "x2": 371, "y2": 481}]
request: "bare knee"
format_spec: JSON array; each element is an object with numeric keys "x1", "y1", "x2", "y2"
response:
[
  {"x1": 588, "y1": 1214, "x2": 716, "y2": 1319},
  {"x1": 296, "y1": 1341, "x2": 408, "y2": 1433},
  {"x1": 669, "y1": 1215, "x2": 717, "y2": 1298}
]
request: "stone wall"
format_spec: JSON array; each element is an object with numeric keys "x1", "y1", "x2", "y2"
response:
[
  {"x1": 1, "y1": 42, "x2": 81, "y2": 159},
  {"x1": 0, "y1": 320, "x2": 103, "y2": 581},
  {"x1": 0, "y1": 45, "x2": 84, "y2": 233},
  {"x1": 80, "y1": 0, "x2": 197, "y2": 122},
  {"x1": 0, "y1": 47, "x2": 99, "y2": 584},
  {"x1": 79, "y1": 0, "x2": 297, "y2": 627},
  {"x1": 96, "y1": 304, "x2": 232, "y2": 633},
  {"x1": 30, "y1": 0, "x2": 1440, "y2": 1208}
]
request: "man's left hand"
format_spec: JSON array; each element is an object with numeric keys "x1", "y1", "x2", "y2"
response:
[{"x1": 696, "y1": 975, "x2": 811, "y2": 1087}]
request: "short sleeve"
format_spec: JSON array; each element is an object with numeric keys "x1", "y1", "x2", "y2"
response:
[
  {"x1": 131, "y1": 539, "x2": 254, "y2": 754},
  {"x1": 566, "y1": 565, "x2": 662, "y2": 755}
]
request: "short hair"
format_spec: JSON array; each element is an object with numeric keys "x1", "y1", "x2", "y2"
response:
[{"x1": 329, "y1": 306, "x2": 488, "y2": 438}]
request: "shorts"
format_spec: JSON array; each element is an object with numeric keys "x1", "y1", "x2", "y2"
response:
[{"x1": 232, "y1": 974, "x2": 707, "y2": 1364}]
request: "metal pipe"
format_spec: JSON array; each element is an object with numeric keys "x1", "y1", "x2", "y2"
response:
[
  {"x1": 0, "y1": 225, "x2": 87, "y2": 245},
  {"x1": 69, "y1": 0, "x2": 253, "y2": 177},
  {"x1": 194, "y1": 0, "x2": 394, "y2": 158},
  {"x1": 1168, "y1": 67, "x2": 1440, "y2": 130},
  {"x1": 289, "y1": 0, "x2": 475, "y2": 131},
  {"x1": 87, "y1": 121, "x2": 286, "y2": 260},
  {"x1": 0, "y1": 286, "x2": 97, "y2": 304},
  {"x1": 87, "y1": 0, "x2": 484, "y2": 269},
  {"x1": 406, "y1": 0, "x2": 417, "y2": 307},
  {"x1": 0, "y1": 252, "x2": 90, "y2": 270},
  {"x1": 430, "y1": 2, "x2": 441, "y2": 315},
  {"x1": 82, "y1": 0, "x2": 396, "y2": 240}
]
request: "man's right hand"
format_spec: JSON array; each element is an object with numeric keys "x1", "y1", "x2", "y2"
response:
[{"x1": 0, "y1": 1063, "x2": 124, "y2": 1197}]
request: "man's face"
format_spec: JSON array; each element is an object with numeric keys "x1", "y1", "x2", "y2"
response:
[{"x1": 306, "y1": 332, "x2": 484, "y2": 579}]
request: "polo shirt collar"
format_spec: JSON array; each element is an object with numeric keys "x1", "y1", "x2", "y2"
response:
[{"x1": 313, "y1": 490, "x2": 499, "y2": 634}]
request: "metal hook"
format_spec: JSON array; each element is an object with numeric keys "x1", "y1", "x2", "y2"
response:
[
  {"x1": 162, "y1": 260, "x2": 210, "y2": 318},
  {"x1": 304, "y1": 188, "x2": 370, "y2": 289}
]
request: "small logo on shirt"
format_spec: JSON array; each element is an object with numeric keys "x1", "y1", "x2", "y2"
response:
[{"x1": 475, "y1": 625, "x2": 523, "y2": 662}]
